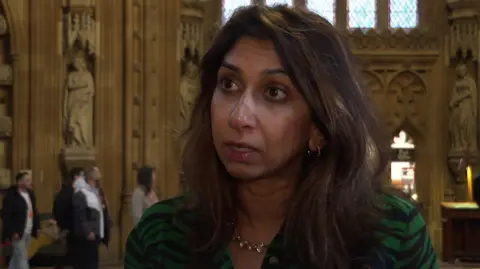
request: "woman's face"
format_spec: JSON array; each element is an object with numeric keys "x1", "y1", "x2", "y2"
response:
[{"x1": 211, "y1": 37, "x2": 315, "y2": 180}]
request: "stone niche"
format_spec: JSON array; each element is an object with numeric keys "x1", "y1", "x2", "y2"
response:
[
  {"x1": 60, "y1": 2, "x2": 98, "y2": 172},
  {"x1": 445, "y1": 0, "x2": 480, "y2": 201}
]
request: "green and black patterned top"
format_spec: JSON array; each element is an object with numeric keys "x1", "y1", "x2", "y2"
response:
[{"x1": 125, "y1": 194, "x2": 439, "y2": 269}]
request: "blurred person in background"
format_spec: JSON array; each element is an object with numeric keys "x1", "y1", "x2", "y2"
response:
[
  {"x1": 131, "y1": 166, "x2": 158, "y2": 226},
  {"x1": 52, "y1": 167, "x2": 84, "y2": 269},
  {"x1": 1, "y1": 171, "x2": 40, "y2": 269},
  {"x1": 71, "y1": 166, "x2": 109, "y2": 269}
]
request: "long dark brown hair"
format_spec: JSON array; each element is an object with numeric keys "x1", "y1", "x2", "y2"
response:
[{"x1": 182, "y1": 5, "x2": 390, "y2": 268}]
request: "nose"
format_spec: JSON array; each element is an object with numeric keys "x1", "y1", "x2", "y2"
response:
[{"x1": 228, "y1": 94, "x2": 256, "y2": 131}]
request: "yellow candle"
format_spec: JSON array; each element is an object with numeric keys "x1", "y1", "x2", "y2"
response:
[{"x1": 467, "y1": 166, "x2": 473, "y2": 202}]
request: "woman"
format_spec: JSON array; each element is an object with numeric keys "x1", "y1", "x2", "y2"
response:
[
  {"x1": 131, "y1": 166, "x2": 158, "y2": 226},
  {"x1": 125, "y1": 5, "x2": 438, "y2": 269}
]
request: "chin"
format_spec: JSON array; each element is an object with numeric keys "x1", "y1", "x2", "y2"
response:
[{"x1": 223, "y1": 163, "x2": 264, "y2": 180}]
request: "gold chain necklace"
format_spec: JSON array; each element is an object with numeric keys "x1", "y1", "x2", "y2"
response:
[{"x1": 231, "y1": 229, "x2": 270, "y2": 253}]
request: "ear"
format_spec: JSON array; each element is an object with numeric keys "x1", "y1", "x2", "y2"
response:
[{"x1": 308, "y1": 124, "x2": 325, "y2": 153}]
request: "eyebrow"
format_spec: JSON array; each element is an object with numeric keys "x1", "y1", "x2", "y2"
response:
[{"x1": 221, "y1": 61, "x2": 288, "y2": 76}]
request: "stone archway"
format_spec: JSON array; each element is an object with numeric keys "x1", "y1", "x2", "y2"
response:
[
  {"x1": 390, "y1": 118, "x2": 431, "y2": 221},
  {"x1": 0, "y1": 0, "x2": 30, "y2": 172},
  {"x1": 390, "y1": 129, "x2": 417, "y2": 198}
]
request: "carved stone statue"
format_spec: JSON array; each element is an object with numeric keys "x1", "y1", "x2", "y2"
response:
[
  {"x1": 63, "y1": 54, "x2": 95, "y2": 148},
  {"x1": 449, "y1": 64, "x2": 478, "y2": 153},
  {"x1": 179, "y1": 57, "x2": 200, "y2": 133}
]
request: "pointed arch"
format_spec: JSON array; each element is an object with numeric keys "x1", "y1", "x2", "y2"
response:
[
  {"x1": 1, "y1": 0, "x2": 30, "y2": 172},
  {"x1": 361, "y1": 70, "x2": 384, "y2": 95},
  {"x1": 388, "y1": 70, "x2": 427, "y2": 93},
  {"x1": 1, "y1": 0, "x2": 28, "y2": 55},
  {"x1": 391, "y1": 117, "x2": 423, "y2": 142}
]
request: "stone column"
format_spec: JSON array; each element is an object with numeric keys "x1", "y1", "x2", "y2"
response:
[
  {"x1": 335, "y1": 0, "x2": 347, "y2": 29},
  {"x1": 30, "y1": 0, "x2": 64, "y2": 211},
  {"x1": 3, "y1": 0, "x2": 30, "y2": 178},
  {"x1": 11, "y1": 53, "x2": 29, "y2": 172},
  {"x1": 376, "y1": 0, "x2": 388, "y2": 31},
  {"x1": 95, "y1": 0, "x2": 124, "y2": 262},
  {"x1": 122, "y1": 0, "x2": 145, "y2": 257}
]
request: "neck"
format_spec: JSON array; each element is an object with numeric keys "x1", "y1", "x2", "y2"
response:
[
  {"x1": 88, "y1": 180, "x2": 96, "y2": 189},
  {"x1": 235, "y1": 177, "x2": 295, "y2": 244},
  {"x1": 237, "y1": 177, "x2": 294, "y2": 227},
  {"x1": 17, "y1": 185, "x2": 27, "y2": 192}
]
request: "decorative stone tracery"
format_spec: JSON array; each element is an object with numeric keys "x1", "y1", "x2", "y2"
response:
[
  {"x1": 387, "y1": 71, "x2": 427, "y2": 133},
  {"x1": 349, "y1": 29, "x2": 440, "y2": 52}
]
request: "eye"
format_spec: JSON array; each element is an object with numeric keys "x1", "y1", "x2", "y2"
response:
[
  {"x1": 219, "y1": 78, "x2": 239, "y2": 92},
  {"x1": 265, "y1": 86, "x2": 287, "y2": 101}
]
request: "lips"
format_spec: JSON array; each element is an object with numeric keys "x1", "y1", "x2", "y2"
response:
[
  {"x1": 223, "y1": 141, "x2": 259, "y2": 163},
  {"x1": 224, "y1": 141, "x2": 258, "y2": 152}
]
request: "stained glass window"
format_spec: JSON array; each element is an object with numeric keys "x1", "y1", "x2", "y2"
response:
[
  {"x1": 389, "y1": 0, "x2": 418, "y2": 29},
  {"x1": 223, "y1": 0, "x2": 252, "y2": 23},
  {"x1": 348, "y1": 0, "x2": 376, "y2": 28},
  {"x1": 265, "y1": 0, "x2": 293, "y2": 6},
  {"x1": 307, "y1": 0, "x2": 336, "y2": 25}
]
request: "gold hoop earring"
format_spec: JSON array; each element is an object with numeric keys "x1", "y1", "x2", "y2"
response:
[{"x1": 307, "y1": 146, "x2": 322, "y2": 157}]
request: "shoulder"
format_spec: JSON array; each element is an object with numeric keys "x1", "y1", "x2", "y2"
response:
[
  {"x1": 125, "y1": 196, "x2": 191, "y2": 266},
  {"x1": 4, "y1": 186, "x2": 17, "y2": 197},
  {"x1": 73, "y1": 190, "x2": 87, "y2": 202},
  {"x1": 375, "y1": 193, "x2": 438, "y2": 267},
  {"x1": 134, "y1": 196, "x2": 188, "y2": 234},
  {"x1": 131, "y1": 187, "x2": 145, "y2": 198},
  {"x1": 379, "y1": 192, "x2": 420, "y2": 227}
]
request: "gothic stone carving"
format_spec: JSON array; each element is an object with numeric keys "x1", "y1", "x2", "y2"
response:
[
  {"x1": 179, "y1": 50, "x2": 200, "y2": 133},
  {"x1": 62, "y1": 6, "x2": 97, "y2": 149},
  {"x1": 60, "y1": 146, "x2": 96, "y2": 171},
  {"x1": 449, "y1": 64, "x2": 477, "y2": 154},
  {"x1": 361, "y1": 71, "x2": 384, "y2": 100},
  {"x1": 0, "y1": 115, "x2": 12, "y2": 137},
  {"x1": 179, "y1": 4, "x2": 203, "y2": 136},
  {"x1": 0, "y1": 168, "x2": 10, "y2": 187},
  {"x1": 361, "y1": 71, "x2": 386, "y2": 119},
  {"x1": 63, "y1": 54, "x2": 95, "y2": 148},
  {"x1": 349, "y1": 29, "x2": 440, "y2": 51},
  {"x1": 182, "y1": 0, "x2": 208, "y2": 7},
  {"x1": 446, "y1": 0, "x2": 480, "y2": 60},
  {"x1": 449, "y1": 19, "x2": 478, "y2": 60},
  {"x1": 63, "y1": 8, "x2": 97, "y2": 56},
  {"x1": 0, "y1": 64, "x2": 12, "y2": 85},
  {"x1": 386, "y1": 71, "x2": 427, "y2": 132},
  {"x1": 0, "y1": 14, "x2": 8, "y2": 35}
]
